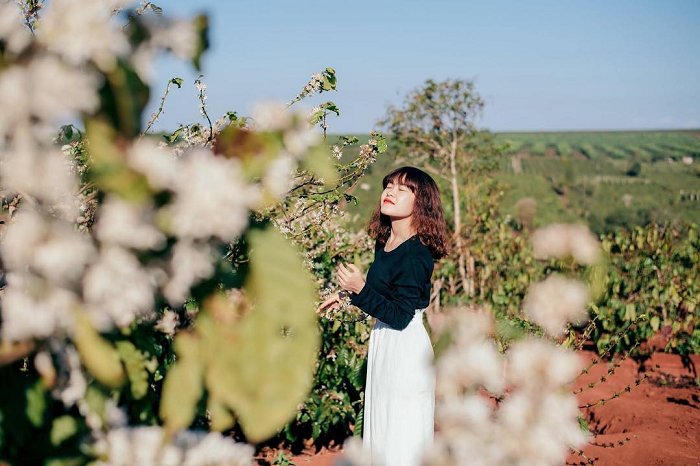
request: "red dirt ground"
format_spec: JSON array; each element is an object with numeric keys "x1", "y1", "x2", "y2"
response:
[{"x1": 277, "y1": 350, "x2": 700, "y2": 466}]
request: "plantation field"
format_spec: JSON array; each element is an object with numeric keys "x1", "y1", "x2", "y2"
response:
[
  {"x1": 332, "y1": 130, "x2": 700, "y2": 235},
  {"x1": 497, "y1": 129, "x2": 700, "y2": 162}
]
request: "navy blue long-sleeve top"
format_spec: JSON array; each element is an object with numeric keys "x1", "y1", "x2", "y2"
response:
[{"x1": 349, "y1": 234, "x2": 434, "y2": 330}]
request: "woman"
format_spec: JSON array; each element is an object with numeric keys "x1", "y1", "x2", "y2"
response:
[{"x1": 318, "y1": 166, "x2": 450, "y2": 466}]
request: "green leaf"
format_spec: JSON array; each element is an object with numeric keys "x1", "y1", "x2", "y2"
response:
[
  {"x1": 168, "y1": 126, "x2": 186, "y2": 144},
  {"x1": 74, "y1": 313, "x2": 125, "y2": 388},
  {"x1": 148, "y1": 3, "x2": 163, "y2": 15},
  {"x1": 321, "y1": 67, "x2": 337, "y2": 91},
  {"x1": 116, "y1": 340, "x2": 149, "y2": 400},
  {"x1": 205, "y1": 225, "x2": 321, "y2": 442},
  {"x1": 192, "y1": 14, "x2": 209, "y2": 71},
  {"x1": 96, "y1": 58, "x2": 150, "y2": 138},
  {"x1": 300, "y1": 143, "x2": 336, "y2": 185},
  {"x1": 577, "y1": 414, "x2": 590, "y2": 433},
  {"x1": 50, "y1": 415, "x2": 78, "y2": 446},
  {"x1": 343, "y1": 193, "x2": 359, "y2": 206},
  {"x1": 85, "y1": 118, "x2": 152, "y2": 201},
  {"x1": 25, "y1": 380, "x2": 46, "y2": 428},
  {"x1": 310, "y1": 109, "x2": 324, "y2": 125},
  {"x1": 207, "y1": 396, "x2": 235, "y2": 432},
  {"x1": 322, "y1": 76, "x2": 333, "y2": 91},
  {"x1": 159, "y1": 332, "x2": 203, "y2": 435},
  {"x1": 650, "y1": 315, "x2": 660, "y2": 331},
  {"x1": 320, "y1": 101, "x2": 340, "y2": 116},
  {"x1": 353, "y1": 404, "x2": 364, "y2": 438},
  {"x1": 170, "y1": 77, "x2": 184, "y2": 88},
  {"x1": 45, "y1": 459, "x2": 84, "y2": 466},
  {"x1": 83, "y1": 386, "x2": 109, "y2": 428},
  {"x1": 349, "y1": 357, "x2": 367, "y2": 392},
  {"x1": 340, "y1": 136, "x2": 358, "y2": 146}
]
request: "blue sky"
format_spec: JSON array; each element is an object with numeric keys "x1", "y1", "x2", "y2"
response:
[{"x1": 145, "y1": 0, "x2": 700, "y2": 134}]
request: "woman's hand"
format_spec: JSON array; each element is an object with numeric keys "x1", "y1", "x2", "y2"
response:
[
  {"x1": 316, "y1": 292, "x2": 341, "y2": 313},
  {"x1": 337, "y1": 263, "x2": 365, "y2": 294}
]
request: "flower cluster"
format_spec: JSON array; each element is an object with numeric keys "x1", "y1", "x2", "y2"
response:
[
  {"x1": 523, "y1": 273, "x2": 589, "y2": 337},
  {"x1": 531, "y1": 223, "x2": 601, "y2": 265},
  {"x1": 286, "y1": 67, "x2": 336, "y2": 107},
  {"x1": 96, "y1": 426, "x2": 254, "y2": 466},
  {"x1": 0, "y1": 5, "x2": 330, "y2": 461},
  {"x1": 526, "y1": 222, "x2": 601, "y2": 336},
  {"x1": 287, "y1": 72, "x2": 324, "y2": 106},
  {"x1": 421, "y1": 307, "x2": 589, "y2": 466}
]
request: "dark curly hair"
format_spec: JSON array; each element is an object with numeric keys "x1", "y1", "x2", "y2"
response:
[{"x1": 366, "y1": 166, "x2": 451, "y2": 260}]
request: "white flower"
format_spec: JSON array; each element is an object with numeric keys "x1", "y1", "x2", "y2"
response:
[
  {"x1": 155, "y1": 310, "x2": 179, "y2": 335},
  {"x1": 251, "y1": 101, "x2": 291, "y2": 131},
  {"x1": 1, "y1": 208, "x2": 95, "y2": 287},
  {"x1": 37, "y1": 0, "x2": 130, "y2": 70},
  {"x1": 83, "y1": 245, "x2": 158, "y2": 330},
  {"x1": 334, "y1": 436, "x2": 374, "y2": 466},
  {"x1": 283, "y1": 124, "x2": 321, "y2": 158},
  {"x1": 310, "y1": 106, "x2": 321, "y2": 117},
  {"x1": 130, "y1": 44, "x2": 156, "y2": 83},
  {"x1": 98, "y1": 426, "x2": 254, "y2": 466},
  {"x1": 425, "y1": 396, "x2": 504, "y2": 466},
  {"x1": 436, "y1": 340, "x2": 504, "y2": 396},
  {"x1": 99, "y1": 426, "x2": 180, "y2": 466},
  {"x1": 105, "y1": 399, "x2": 128, "y2": 428},
  {"x1": 497, "y1": 391, "x2": 588, "y2": 465},
  {"x1": 531, "y1": 223, "x2": 601, "y2": 265},
  {"x1": 262, "y1": 154, "x2": 296, "y2": 200},
  {"x1": 505, "y1": 338, "x2": 583, "y2": 391},
  {"x1": 94, "y1": 195, "x2": 166, "y2": 250},
  {"x1": 0, "y1": 272, "x2": 80, "y2": 341},
  {"x1": 126, "y1": 138, "x2": 179, "y2": 190},
  {"x1": 56, "y1": 345, "x2": 88, "y2": 406},
  {"x1": 165, "y1": 148, "x2": 259, "y2": 241},
  {"x1": 149, "y1": 18, "x2": 198, "y2": 60},
  {"x1": 163, "y1": 240, "x2": 215, "y2": 306},
  {"x1": 176, "y1": 431, "x2": 255, "y2": 466},
  {"x1": 522, "y1": 273, "x2": 589, "y2": 336},
  {"x1": 0, "y1": 141, "x2": 80, "y2": 218},
  {"x1": 0, "y1": 56, "x2": 99, "y2": 142},
  {"x1": 448, "y1": 307, "x2": 495, "y2": 344},
  {"x1": 435, "y1": 395, "x2": 493, "y2": 436},
  {"x1": 0, "y1": 1, "x2": 32, "y2": 53}
]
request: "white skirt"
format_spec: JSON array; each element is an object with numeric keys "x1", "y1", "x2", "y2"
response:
[{"x1": 362, "y1": 308, "x2": 435, "y2": 466}]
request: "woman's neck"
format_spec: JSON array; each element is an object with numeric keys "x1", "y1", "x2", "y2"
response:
[{"x1": 389, "y1": 216, "x2": 416, "y2": 242}]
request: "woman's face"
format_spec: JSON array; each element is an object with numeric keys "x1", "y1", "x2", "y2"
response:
[{"x1": 380, "y1": 178, "x2": 415, "y2": 219}]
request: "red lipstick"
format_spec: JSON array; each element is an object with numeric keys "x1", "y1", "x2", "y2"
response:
[{"x1": 383, "y1": 199, "x2": 394, "y2": 205}]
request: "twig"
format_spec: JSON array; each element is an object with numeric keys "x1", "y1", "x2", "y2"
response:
[
  {"x1": 195, "y1": 75, "x2": 214, "y2": 142},
  {"x1": 140, "y1": 77, "x2": 182, "y2": 140},
  {"x1": 578, "y1": 364, "x2": 659, "y2": 409},
  {"x1": 574, "y1": 340, "x2": 641, "y2": 394}
]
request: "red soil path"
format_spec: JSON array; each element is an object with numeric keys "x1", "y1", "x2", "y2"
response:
[{"x1": 278, "y1": 351, "x2": 700, "y2": 466}]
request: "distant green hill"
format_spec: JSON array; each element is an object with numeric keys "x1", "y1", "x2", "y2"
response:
[{"x1": 328, "y1": 130, "x2": 700, "y2": 236}]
